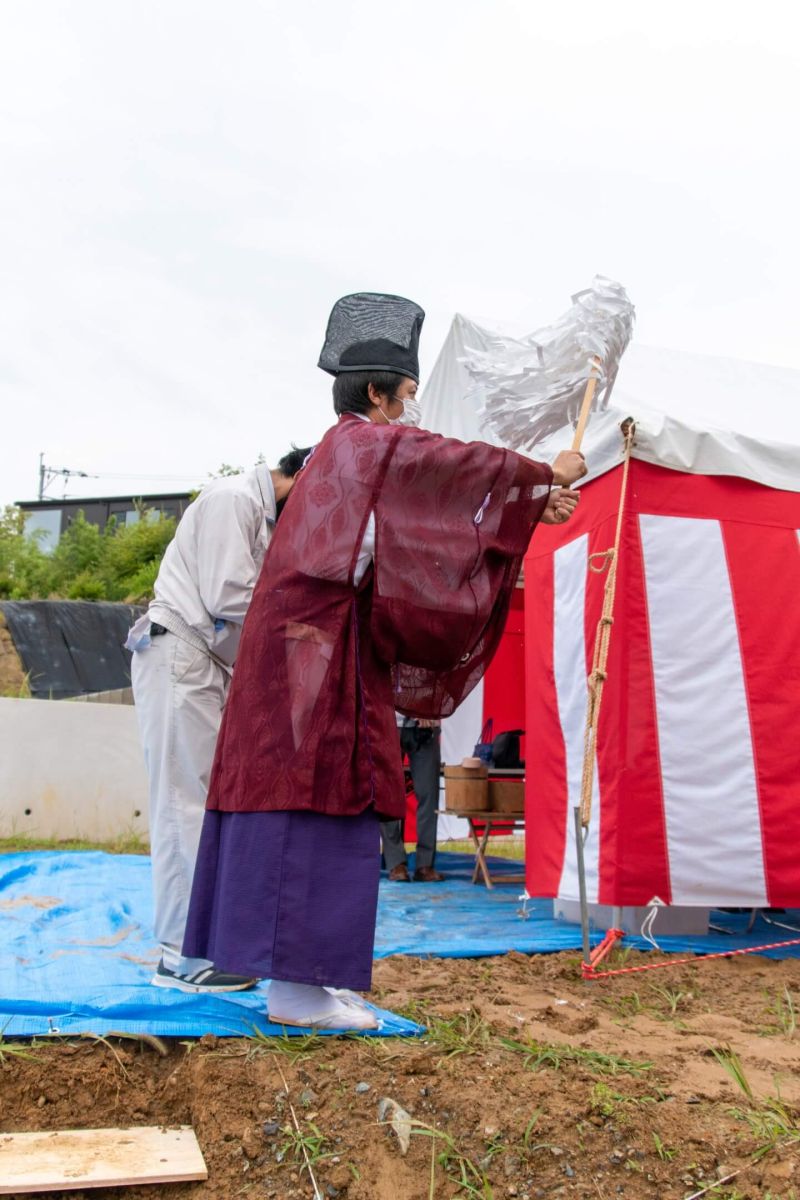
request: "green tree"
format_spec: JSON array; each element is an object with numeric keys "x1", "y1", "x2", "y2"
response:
[
  {"x1": 49, "y1": 513, "x2": 104, "y2": 595},
  {"x1": 0, "y1": 506, "x2": 54, "y2": 599},
  {"x1": 210, "y1": 463, "x2": 244, "y2": 477},
  {"x1": 0, "y1": 504, "x2": 176, "y2": 604},
  {"x1": 99, "y1": 509, "x2": 176, "y2": 602}
]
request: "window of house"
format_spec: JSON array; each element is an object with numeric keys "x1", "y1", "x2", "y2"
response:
[{"x1": 24, "y1": 509, "x2": 62, "y2": 553}]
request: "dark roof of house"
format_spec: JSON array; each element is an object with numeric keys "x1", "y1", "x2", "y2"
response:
[{"x1": 17, "y1": 492, "x2": 193, "y2": 509}]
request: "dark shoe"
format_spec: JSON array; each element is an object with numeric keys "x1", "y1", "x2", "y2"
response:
[
  {"x1": 413, "y1": 866, "x2": 445, "y2": 883},
  {"x1": 388, "y1": 864, "x2": 411, "y2": 882},
  {"x1": 151, "y1": 959, "x2": 258, "y2": 993}
]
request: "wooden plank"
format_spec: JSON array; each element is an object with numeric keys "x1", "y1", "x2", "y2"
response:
[{"x1": 0, "y1": 1125, "x2": 207, "y2": 1194}]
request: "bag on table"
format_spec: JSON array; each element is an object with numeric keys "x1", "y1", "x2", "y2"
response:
[
  {"x1": 491, "y1": 729, "x2": 524, "y2": 770},
  {"x1": 472, "y1": 718, "x2": 494, "y2": 765}
]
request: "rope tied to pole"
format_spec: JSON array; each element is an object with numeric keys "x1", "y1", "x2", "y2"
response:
[
  {"x1": 588, "y1": 549, "x2": 615, "y2": 573},
  {"x1": 578, "y1": 421, "x2": 636, "y2": 830}
]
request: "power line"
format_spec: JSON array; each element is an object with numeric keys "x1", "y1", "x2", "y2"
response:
[
  {"x1": 37, "y1": 454, "x2": 204, "y2": 498},
  {"x1": 84, "y1": 472, "x2": 205, "y2": 481}
]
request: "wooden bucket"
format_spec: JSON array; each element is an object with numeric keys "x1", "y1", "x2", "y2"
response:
[
  {"x1": 488, "y1": 778, "x2": 524, "y2": 814},
  {"x1": 443, "y1": 765, "x2": 489, "y2": 812}
]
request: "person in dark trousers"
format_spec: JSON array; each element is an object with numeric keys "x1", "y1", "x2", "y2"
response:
[{"x1": 382, "y1": 716, "x2": 445, "y2": 882}]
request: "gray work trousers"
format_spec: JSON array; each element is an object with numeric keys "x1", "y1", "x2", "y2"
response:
[
  {"x1": 381, "y1": 723, "x2": 441, "y2": 870},
  {"x1": 131, "y1": 632, "x2": 228, "y2": 973}
]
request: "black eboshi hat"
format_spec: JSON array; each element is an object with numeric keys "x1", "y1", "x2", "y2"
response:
[{"x1": 317, "y1": 292, "x2": 425, "y2": 382}]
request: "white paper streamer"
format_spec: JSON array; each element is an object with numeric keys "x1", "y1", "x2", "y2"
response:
[{"x1": 464, "y1": 276, "x2": 635, "y2": 451}]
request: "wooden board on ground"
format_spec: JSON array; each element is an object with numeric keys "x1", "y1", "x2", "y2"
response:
[{"x1": 0, "y1": 1125, "x2": 207, "y2": 1194}]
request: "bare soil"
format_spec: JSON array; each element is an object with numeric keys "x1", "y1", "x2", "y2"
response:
[
  {"x1": 0, "y1": 614, "x2": 27, "y2": 697},
  {"x1": 1, "y1": 950, "x2": 799, "y2": 1200}
]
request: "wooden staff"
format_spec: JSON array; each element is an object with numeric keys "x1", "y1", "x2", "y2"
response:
[{"x1": 571, "y1": 356, "x2": 602, "y2": 451}]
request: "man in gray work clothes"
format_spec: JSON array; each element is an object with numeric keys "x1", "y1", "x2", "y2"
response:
[{"x1": 381, "y1": 715, "x2": 445, "y2": 882}]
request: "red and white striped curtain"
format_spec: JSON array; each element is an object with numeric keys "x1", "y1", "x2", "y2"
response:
[{"x1": 524, "y1": 462, "x2": 800, "y2": 908}]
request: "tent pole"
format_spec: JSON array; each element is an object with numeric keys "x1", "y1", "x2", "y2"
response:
[{"x1": 573, "y1": 806, "x2": 592, "y2": 969}]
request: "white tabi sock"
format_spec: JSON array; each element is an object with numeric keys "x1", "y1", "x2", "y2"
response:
[{"x1": 268, "y1": 980, "x2": 377, "y2": 1031}]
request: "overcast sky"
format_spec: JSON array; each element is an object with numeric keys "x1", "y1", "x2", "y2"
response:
[{"x1": 1, "y1": 0, "x2": 798, "y2": 507}]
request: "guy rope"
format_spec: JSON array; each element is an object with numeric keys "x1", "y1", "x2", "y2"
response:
[
  {"x1": 566, "y1": 361, "x2": 635, "y2": 972},
  {"x1": 578, "y1": 418, "x2": 635, "y2": 832}
]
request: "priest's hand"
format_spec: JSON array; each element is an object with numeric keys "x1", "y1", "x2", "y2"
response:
[
  {"x1": 552, "y1": 450, "x2": 587, "y2": 486},
  {"x1": 542, "y1": 488, "x2": 580, "y2": 525}
]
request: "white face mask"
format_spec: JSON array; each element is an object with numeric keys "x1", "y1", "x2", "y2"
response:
[
  {"x1": 377, "y1": 395, "x2": 421, "y2": 427},
  {"x1": 398, "y1": 398, "x2": 421, "y2": 427},
  {"x1": 377, "y1": 406, "x2": 405, "y2": 426}
]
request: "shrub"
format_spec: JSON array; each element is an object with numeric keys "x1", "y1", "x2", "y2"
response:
[{"x1": 0, "y1": 504, "x2": 177, "y2": 604}]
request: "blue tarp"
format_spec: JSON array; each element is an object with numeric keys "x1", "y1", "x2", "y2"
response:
[
  {"x1": 2, "y1": 850, "x2": 799, "y2": 1038},
  {"x1": 0, "y1": 852, "x2": 420, "y2": 1039},
  {"x1": 377, "y1": 852, "x2": 800, "y2": 960}
]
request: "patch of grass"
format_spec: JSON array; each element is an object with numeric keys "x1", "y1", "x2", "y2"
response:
[
  {"x1": 409, "y1": 1121, "x2": 494, "y2": 1200},
  {"x1": 604, "y1": 943, "x2": 634, "y2": 969},
  {"x1": 0, "y1": 671, "x2": 32, "y2": 699},
  {"x1": 481, "y1": 1110, "x2": 556, "y2": 1167},
  {"x1": 734, "y1": 1095, "x2": 800, "y2": 1161},
  {"x1": 499, "y1": 1111, "x2": 545, "y2": 1157},
  {"x1": 762, "y1": 986, "x2": 797, "y2": 1037},
  {"x1": 712, "y1": 1046, "x2": 800, "y2": 1169},
  {"x1": 78, "y1": 1033, "x2": 131, "y2": 1081},
  {"x1": 590, "y1": 1081, "x2": 626, "y2": 1118},
  {"x1": 648, "y1": 982, "x2": 691, "y2": 1018},
  {"x1": 423, "y1": 1008, "x2": 492, "y2": 1060},
  {"x1": 685, "y1": 1184, "x2": 746, "y2": 1200},
  {"x1": 241, "y1": 1029, "x2": 325, "y2": 1064},
  {"x1": 519, "y1": 1109, "x2": 546, "y2": 1155},
  {"x1": 599, "y1": 989, "x2": 645, "y2": 1022},
  {"x1": 601, "y1": 980, "x2": 694, "y2": 1028},
  {"x1": 276, "y1": 1118, "x2": 336, "y2": 1175},
  {"x1": 710, "y1": 1046, "x2": 753, "y2": 1100},
  {"x1": 438, "y1": 838, "x2": 525, "y2": 862},
  {"x1": 0, "y1": 1034, "x2": 38, "y2": 1063},
  {"x1": 0, "y1": 833, "x2": 149, "y2": 854},
  {"x1": 501, "y1": 1035, "x2": 652, "y2": 1076},
  {"x1": 390, "y1": 996, "x2": 432, "y2": 1027},
  {"x1": 589, "y1": 1081, "x2": 662, "y2": 1121},
  {"x1": 652, "y1": 1131, "x2": 676, "y2": 1161}
]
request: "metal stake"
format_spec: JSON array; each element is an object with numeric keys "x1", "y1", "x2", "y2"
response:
[{"x1": 573, "y1": 806, "x2": 591, "y2": 968}]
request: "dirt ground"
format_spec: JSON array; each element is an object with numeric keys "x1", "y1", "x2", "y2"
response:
[
  {"x1": 2, "y1": 950, "x2": 799, "y2": 1200},
  {"x1": 0, "y1": 615, "x2": 27, "y2": 697}
]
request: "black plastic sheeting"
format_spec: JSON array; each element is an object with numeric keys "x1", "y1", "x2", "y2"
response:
[{"x1": 0, "y1": 601, "x2": 143, "y2": 699}]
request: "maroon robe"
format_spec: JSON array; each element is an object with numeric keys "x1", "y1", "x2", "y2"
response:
[{"x1": 206, "y1": 414, "x2": 552, "y2": 820}]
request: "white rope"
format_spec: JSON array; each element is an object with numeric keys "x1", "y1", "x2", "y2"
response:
[{"x1": 640, "y1": 899, "x2": 665, "y2": 951}]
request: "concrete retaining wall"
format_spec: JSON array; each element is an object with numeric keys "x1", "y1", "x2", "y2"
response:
[
  {"x1": 70, "y1": 688, "x2": 135, "y2": 705},
  {"x1": 0, "y1": 697, "x2": 149, "y2": 842}
]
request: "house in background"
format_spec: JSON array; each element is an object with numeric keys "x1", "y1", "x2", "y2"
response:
[{"x1": 17, "y1": 492, "x2": 193, "y2": 552}]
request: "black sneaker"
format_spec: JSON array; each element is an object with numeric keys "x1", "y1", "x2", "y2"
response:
[{"x1": 151, "y1": 959, "x2": 258, "y2": 993}]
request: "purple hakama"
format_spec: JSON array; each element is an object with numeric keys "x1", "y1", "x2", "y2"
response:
[{"x1": 183, "y1": 808, "x2": 381, "y2": 989}]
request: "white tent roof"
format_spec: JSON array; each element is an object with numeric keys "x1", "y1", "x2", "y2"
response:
[{"x1": 422, "y1": 314, "x2": 800, "y2": 493}]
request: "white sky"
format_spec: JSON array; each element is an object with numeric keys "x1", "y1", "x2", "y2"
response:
[{"x1": 1, "y1": 0, "x2": 798, "y2": 506}]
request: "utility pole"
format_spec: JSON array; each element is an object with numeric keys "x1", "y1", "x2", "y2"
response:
[{"x1": 36, "y1": 455, "x2": 90, "y2": 499}]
